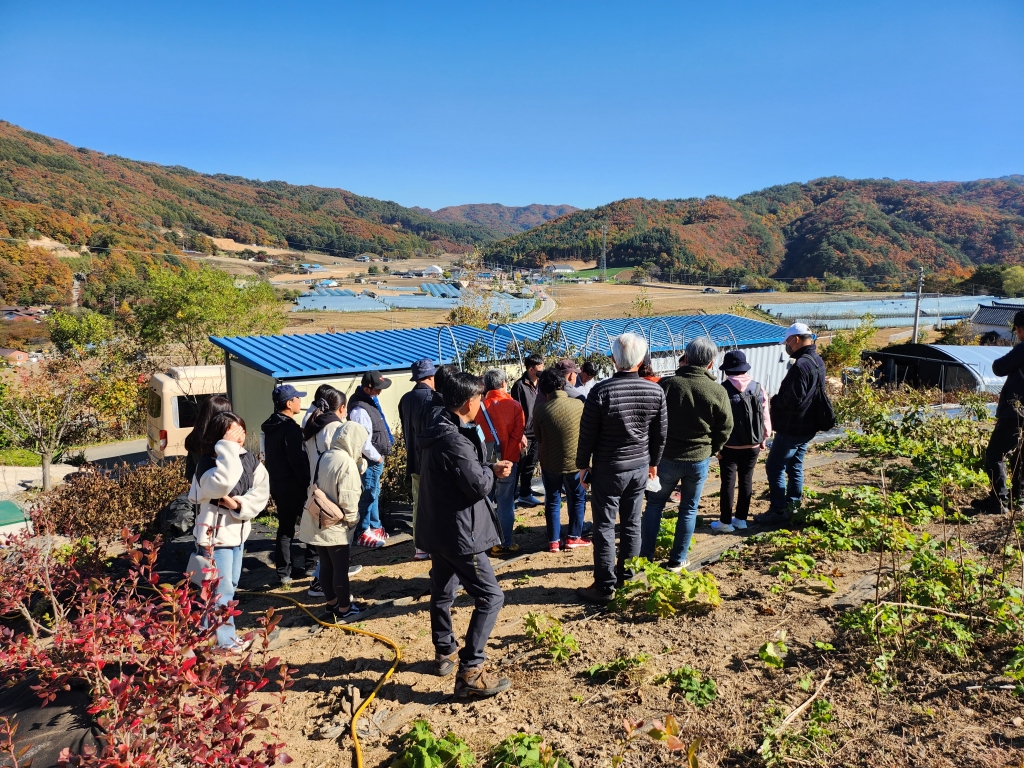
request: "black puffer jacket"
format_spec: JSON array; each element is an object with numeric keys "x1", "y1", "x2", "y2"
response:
[
  {"x1": 415, "y1": 408, "x2": 500, "y2": 556},
  {"x1": 769, "y1": 344, "x2": 825, "y2": 437},
  {"x1": 575, "y1": 371, "x2": 667, "y2": 472},
  {"x1": 511, "y1": 374, "x2": 540, "y2": 438},
  {"x1": 260, "y1": 411, "x2": 310, "y2": 500},
  {"x1": 993, "y1": 343, "x2": 1024, "y2": 420}
]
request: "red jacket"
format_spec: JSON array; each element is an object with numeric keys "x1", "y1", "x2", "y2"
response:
[{"x1": 475, "y1": 389, "x2": 526, "y2": 464}]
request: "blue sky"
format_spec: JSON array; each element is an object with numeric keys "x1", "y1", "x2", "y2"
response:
[{"x1": 1, "y1": 1, "x2": 1021, "y2": 209}]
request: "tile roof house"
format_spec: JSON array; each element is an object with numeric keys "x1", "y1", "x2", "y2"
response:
[{"x1": 969, "y1": 300, "x2": 1024, "y2": 341}]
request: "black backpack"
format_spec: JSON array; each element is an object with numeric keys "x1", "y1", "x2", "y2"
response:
[
  {"x1": 724, "y1": 380, "x2": 765, "y2": 447},
  {"x1": 812, "y1": 362, "x2": 836, "y2": 433}
]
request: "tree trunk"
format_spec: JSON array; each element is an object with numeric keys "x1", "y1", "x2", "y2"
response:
[{"x1": 41, "y1": 451, "x2": 52, "y2": 492}]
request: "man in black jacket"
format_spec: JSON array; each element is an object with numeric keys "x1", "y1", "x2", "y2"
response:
[
  {"x1": 399, "y1": 359, "x2": 437, "y2": 560},
  {"x1": 762, "y1": 323, "x2": 825, "y2": 521},
  {"x1": 261, "y1": 384, "x2": 311, "y2": 586},
  {"x1": 417, "y1": 372, "x2": 514, "y2": 699},
  {"x1": 575, "y1": 333, "x2": 667, "y2": 603},
  {"x1": 511, "y1": 353, "x2": 544, "y2": 507},
  {"x1": 982, "y1": 311, "x2": 1024, "y2": 512}
]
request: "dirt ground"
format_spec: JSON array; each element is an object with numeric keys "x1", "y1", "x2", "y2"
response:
[{"x1": 227, "y1": 449, "x2": 1023, "y2": 767}]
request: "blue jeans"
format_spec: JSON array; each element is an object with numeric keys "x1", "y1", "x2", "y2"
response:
[
  {"x1": 355, "y1": 461, "x2": 384, "y2": 534},
  {"x1": 491, "y1": 462, "x2": 518, "y2": 547},
  {"x1": 640, "y1": 458, "x2": 710, "y2": 567},
  {"x1": 766, "y1": 433, "x2": 814, "y2": 515},
  {"x1": 542, "y1": 469, "x2": 586, "y2": 544},
  {"x1": 210, "y1": 544, "x2": 244, "y2": 648}
]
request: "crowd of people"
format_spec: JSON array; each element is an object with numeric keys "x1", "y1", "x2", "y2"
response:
[{"x1": 182, "y1": 321, "x2": 833, "y2": 699}]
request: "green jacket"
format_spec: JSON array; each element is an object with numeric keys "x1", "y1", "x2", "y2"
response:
[
  {"x1": 533, "y1": 390, "x2": 584, "y2": 475},
  {"x1": 660, "y1": 365, "x2": 734, "y2": 462}
]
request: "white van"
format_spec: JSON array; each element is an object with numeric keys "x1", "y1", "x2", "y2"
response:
[{"x1": 147, "y1": 366, "x2": 227, "y2": 463}]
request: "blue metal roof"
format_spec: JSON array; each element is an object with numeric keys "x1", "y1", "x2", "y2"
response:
[{"x1": 211, "y1": 313, "x2": 786, "y2": 379}]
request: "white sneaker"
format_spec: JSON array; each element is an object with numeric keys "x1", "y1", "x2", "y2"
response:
[
  {"x1": 666, "y1": 559, "x2": 689, "y2": 573},
  {"x1": 709, "y1": 521, "x2": 735, "y2": 533},
  {"x1": 731, "y1": 518, "x2": 748, "y2": 530}
]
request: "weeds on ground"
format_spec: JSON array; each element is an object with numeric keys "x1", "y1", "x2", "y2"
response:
[
  {"x1": 612, "y1": 716, "x2": 700, "y2": 767},
  {"x1": 523, "y1": 612, "x2": 579, "y2": 664},
  {"x1": 612, "y1": 558, "x2": 721, "y2": 618},
  {"x1": 489, "y1": 733, "x2": 570, "y2": 768},
  {"x1": 759, "y1": 631, "x2": 789, "y2": 670},
  {"x1": 656, "y1": 666, "x2": 718, "y2": 708},
  {"x1": 586, "y1": 653, "x2": 651, "y2": 686},
  {"x1": 760, "y1": 697, "x2": 838, "y2": 768},
  {"x1": 391, "y1": 720, "x2": 474, "y2": 767}
]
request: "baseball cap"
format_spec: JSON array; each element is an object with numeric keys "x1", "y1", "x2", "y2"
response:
[
  {"x1": 784, "y1": 322, "x2": 815, "y2": 340},
  {"x1": 361, "y1": 370, "x2": 392, "y2": 389},
  {"x1": 272, "y1": 384, "x2": 306, "y2": 408},
  {"x1": 554, "y1": 358, "x2": 581, "y2": 375},
  {"x1": 410, "y1": 359, "x2": 437, "y2": 381}
]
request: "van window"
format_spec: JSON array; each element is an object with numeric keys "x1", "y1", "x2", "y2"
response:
[
  {"x1": 176, "y1": 393, "x2": 227, "y2": 429},
  {"x1": 148, "y1": 390, "x2": 162, "y2": 419}
]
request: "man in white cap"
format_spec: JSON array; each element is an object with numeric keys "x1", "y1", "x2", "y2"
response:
[{"x1": 759, "y1": 322, "x2": 826, "y2": 522}]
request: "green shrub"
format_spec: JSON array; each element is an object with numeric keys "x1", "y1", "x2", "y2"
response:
[
  {"x1": 657, "y1": 666, "x2": 718, "y2": 708},
  {"x1": 489, "y1": 733, "x2": 570, "y2": 768},
  {"x1": 523, "y1": 612, "x2": 579, "y2": 663},
  {"x1": 586, "y1": 653, "x2": 651, "y2": 685},
  {"x1": 612, "y1": 558, "x2": 721, "y2": 618}
]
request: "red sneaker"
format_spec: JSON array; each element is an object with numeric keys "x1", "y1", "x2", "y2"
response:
[
  {"x1": 548, "y1": 541, "x2": 560, "y2": 553},
  {"x1": 564, "y1": 536, "x2": 592, "y2": 549}
]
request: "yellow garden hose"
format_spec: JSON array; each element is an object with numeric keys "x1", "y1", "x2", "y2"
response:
[{"x1": 239, "y1": 589, "x2": 402, "y2": 768}]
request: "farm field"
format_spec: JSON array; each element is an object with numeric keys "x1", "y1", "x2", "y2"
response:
[{"x1": 212, "y1": 383, "x2": 1023, "y2": 768}]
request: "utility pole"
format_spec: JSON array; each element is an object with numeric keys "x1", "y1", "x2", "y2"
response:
[
  {"x1": 911, "y1": 267, "x2": 924, "y2": 344},
  {"x1": 599, "y1": 223, "x2": 608, "y2": 281}
]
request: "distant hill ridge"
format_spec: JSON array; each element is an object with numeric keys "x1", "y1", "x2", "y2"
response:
[
  {"x1": 412, "y1": 203, "x2": 579, "y2": 236},
  {"x1": 481, "y1": 176, "x2": 1024, "y2": 284}
]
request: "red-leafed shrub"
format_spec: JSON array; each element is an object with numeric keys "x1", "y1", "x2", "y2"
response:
[{"x1": 0, "y1": 525, "x2": 294, "y2": 766}]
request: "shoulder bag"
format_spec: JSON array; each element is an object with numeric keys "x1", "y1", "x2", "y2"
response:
[{"x1": 304, "y1": 452, "x2": 348, "y2": 530}]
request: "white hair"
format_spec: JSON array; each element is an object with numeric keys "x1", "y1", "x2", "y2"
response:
[
  {"x1": 685, "y1": 337, "x2": 718, "y2": 368},
  {"x1": 612, "y1": 332, "x2": 648, "y2": 370}
]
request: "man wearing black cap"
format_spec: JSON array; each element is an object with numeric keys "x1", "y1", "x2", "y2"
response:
[
  {"x1": 350, "y1": 370, "x2": 394, "y2": 547},
  {"x1": 262, "y1": 384, "x2": 312, "y2": 586},
  {"x1": 399, "y1": 359, "x2": 437, "y2": 561},
  {"x1": 983, "y1": 311, "x2": 1024, "y2": 512}
]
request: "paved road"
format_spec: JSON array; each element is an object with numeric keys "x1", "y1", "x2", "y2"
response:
[
  {"x1": 84, "y1": 437, "x2": 149, "y2": 468},
  {"x1": 522, "y1": 293, "x2": 556, "y2": 322}
]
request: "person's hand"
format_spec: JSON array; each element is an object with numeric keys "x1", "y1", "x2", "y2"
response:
[
  {"x1": 578, "y1": 468, "x2": 590, "y2": 490},
  {"x1": 224, "y1": 422, "x2": 246, "y2": 446},
  {"x1": 716, "y1": 452, "x2": 722, "y2": 460},
  {"x1": 492, "y1": 460, "x2": 513, "y2": 479},
  {"x1": 648, "y1": 466, "x2": 658, "y2": 481},
  {"x1": 760, "y1": 442, "x2": 767, "y2": 450},
  {"x1": 520, "y1": 435, "x2": 529, "y2": 452},
  {"x1": 219, "y1": 495, "x2": 241, "y2": 510}
]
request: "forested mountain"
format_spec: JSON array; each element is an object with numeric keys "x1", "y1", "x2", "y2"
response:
[
  {"x1": 0, "y1": 121, "x2": 506, "y2": 305},
  {"x1": 412, "y1": 203, "x2": 578, "y2": 236},
  {"x1": 481, "y1": 177, "x2": 1024, "y2": 286}
]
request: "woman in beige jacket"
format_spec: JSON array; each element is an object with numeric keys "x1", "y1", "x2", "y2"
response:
[{"x1": 299, "y1": 420, "x2": 368, "y2": 622}]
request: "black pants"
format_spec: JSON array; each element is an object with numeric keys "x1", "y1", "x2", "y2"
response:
[
  {"x1": 319, "y1": 544, "x2": 351, "y2": 606},
  {"x1": 986, "y1": 416, "x2": 1024, "y2": 502},
  {"x1": 719, "y1": 446, "x2": 761, "y2": 522},
  {"x1": 518, "y1": 438, "x2": 539, "y2": 498},
  {"x1": 273, "y1": 494, "x2": 311, "y2": 579},
  {"x1": 591, "y1": 464, "x2": 647, "y2": 594},
  {"x1": 429, "y1": 551, "x2": 504, "y2": 668}
]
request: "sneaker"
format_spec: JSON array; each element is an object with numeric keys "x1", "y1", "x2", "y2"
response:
[
  {"x1": 564, "y1": 536, "x2": 591, "y2": 549},
  {"x1": 324, "y1": 601, "x2": 364, "y2": 623},
  {"x1": 753, "y1": 511, "x2": 785, "y2": 525},
  {"x1": 709, "y1": 521, "x2": 735, "y2": 534},
  {"x1": 576, "y1": 582, "x2": 615, "y2": 604},
  {"x1": 548, "y1": 541, "x2": 560, "y2": 553},
  {"x1": 971, "y1": 496, "x2": 1009, "y2": 515},
  {"x1": 348, "y1": 564, "x2": 363, "y2": 576},
  {"x1": 489, "y1": 544, "x2": 520, "y2": 557},
  {"x1": 435, "y1": 650, "x2": 459, "y2": 677},
  {"x1": 731, "y1": 518, "x2": 748, "y2": 530},
  {"x1": 454, "y1": 665, "x2": 511, "y2": 699},
  {"x1": 307, "y1": 578, "x2": 325, "y2": 597},
  {"x1": 516, "y1": 495, "x2": 542, "y2": 508},
  {"x1": 374, "y1": 527, "x2": 390, "y2": 541},
  {"x1": 354, "y1": 531, "x2": 385, "y2": 549},
  {"x1": 413, "y1": 549, "x2": 431, "y2": 561},
  {"x1": 666, "y1": 559, "x2": 689, "y2": 574}
]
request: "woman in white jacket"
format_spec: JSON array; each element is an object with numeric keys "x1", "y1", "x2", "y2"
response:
[
  {"x1": 299, "y1": 420, "x2": 368, "y2": 622},
  {"x1": 190, "y1": 412, "x2": 270, "y2": 650}
]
